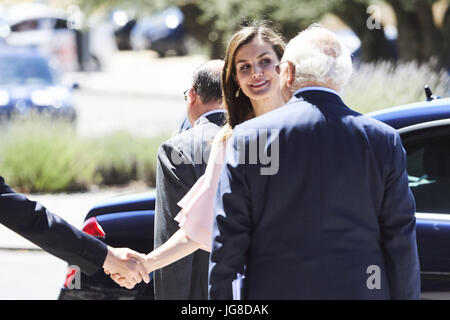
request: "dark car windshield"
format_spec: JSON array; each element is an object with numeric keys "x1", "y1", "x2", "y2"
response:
[{"x1": 0, "y1": 55, "x2": 55, "y2": 86}]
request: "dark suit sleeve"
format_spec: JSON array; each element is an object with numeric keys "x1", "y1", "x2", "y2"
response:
[
  {"x1": 209, "y1": 133, "x2": 252, "y2": 300},
  {"x1": 379, "y1": 132, "x2": 421, "y2": 299},
  {"x1": 0, "y1": 176, "x2": 107, "y2": 275}
]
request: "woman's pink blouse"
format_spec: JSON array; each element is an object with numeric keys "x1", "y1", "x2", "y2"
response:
[{"x1": 174, "y1": 135, "x2": 227, "y2": 252}]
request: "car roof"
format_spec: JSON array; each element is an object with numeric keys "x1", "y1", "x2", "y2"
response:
[
  {"x1": 5, "y1": 3, "x2": 65, "y2": 25},
  {"x1": 367, "y1": 97, "x2": 450, "y2": 130}
]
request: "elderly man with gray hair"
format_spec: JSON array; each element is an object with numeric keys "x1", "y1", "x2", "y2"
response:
[{"x1": 209, "y1": 24, "x2": 420, "y2": 299}]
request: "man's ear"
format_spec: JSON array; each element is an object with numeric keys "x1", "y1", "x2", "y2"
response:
[
  {"x1": 286, "y1": 61, "x2": 296, "y2": 89},
  {"x1": 188, "y1": 87, "x2": 197, "y2": 104}
]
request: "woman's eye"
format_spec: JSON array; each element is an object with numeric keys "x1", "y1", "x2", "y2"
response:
[
  {"x1": 261, "y1": 58, "x2": 271, "y2": 65},
  {"x1": 240, "y1": 64, "x2": 250, "y2": 70}
]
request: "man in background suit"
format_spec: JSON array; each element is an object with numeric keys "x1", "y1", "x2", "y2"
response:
[
  {"x1": 209, "y1": 25, "x2": 420, "y2": 299},
  {"x1": 0, "y1": 176, "x2": 149, "y2": 287},
  {"x1": 154, "y1": 59, "x2": 226, "y2": 299}
]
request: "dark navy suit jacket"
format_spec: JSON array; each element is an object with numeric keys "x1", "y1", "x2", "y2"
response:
[
  {"x1": 0, "y1": 176, "x2": 107, "y2": 275},
  {"x1": 209, "y1": 89, "x2": 420, "y2": 299}
]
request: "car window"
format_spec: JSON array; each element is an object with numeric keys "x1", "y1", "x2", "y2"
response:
[
  {"x1": 402, "y1": 125, "x2": 450, "y2": 214},
  {"x1": 0, "y1": 55, "x2": 54, "y2": 86},
  {"x1": 10, "y1": 19, "x2": 39, "y2": 32},
  {"x1": 54, "y1": 18, "x2": 69, "y2": 29},
  {"x1": 10, "y1": 18, "x2": 64, "y2": 32}
]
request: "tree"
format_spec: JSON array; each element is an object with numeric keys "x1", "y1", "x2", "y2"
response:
[
  {"x1": 330, "y1": 0, "x2": 397, "y2": 62},
  {"x1": 186, "y1": 0, "x2": 450, "y2": 68},
  {"x1": 385, "y1": 0, "x2": 450, "y2": 69},
  {"x1": 75, "y1": 0, "x2": 450, "y2": 68}
]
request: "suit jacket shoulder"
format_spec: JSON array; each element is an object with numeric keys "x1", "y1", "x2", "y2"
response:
[{"x1": 159, "y1": 120, "x2": 224, "y2": 180}]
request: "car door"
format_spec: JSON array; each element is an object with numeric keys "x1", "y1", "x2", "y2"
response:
[{"x1": 400, "y1": 120, "x2": 450, "y2": 299}]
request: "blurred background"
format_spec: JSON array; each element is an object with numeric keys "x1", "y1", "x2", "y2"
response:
[
  {"x1": 0, "y1": 0, "x2": 449, "y2": 194},
  {"x1": 0, "y1": 0, "x2": 449, "y2": 299}
]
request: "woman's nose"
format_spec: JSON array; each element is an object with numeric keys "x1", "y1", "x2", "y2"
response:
[{"x1": 251, "y1": 68, "x2": 263, "y2": 78}]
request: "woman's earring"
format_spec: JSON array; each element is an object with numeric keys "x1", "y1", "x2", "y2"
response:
[{"x1": 235, "y1": 88, "x2": 240, "y2": 98}]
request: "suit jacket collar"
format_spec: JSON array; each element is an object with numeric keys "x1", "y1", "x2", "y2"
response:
[
  {"x1": 194, "y1": 111, "x2": 227, "y2": 127},
  {"x1": 293, "y1": 88, "x2": 347, "y2": 108}
]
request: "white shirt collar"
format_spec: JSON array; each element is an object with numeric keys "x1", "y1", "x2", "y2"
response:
[
  {"x1": 286, "y1": 86, "x2": 341, "y2": 105},
  {"x1": 293, "y1": 86, "x2": 341, "y2": 97}
]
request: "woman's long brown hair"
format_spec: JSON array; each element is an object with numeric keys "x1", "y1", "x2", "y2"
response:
[{"x1": 220, "y1": 21, "x2": 285, "y2": 140}]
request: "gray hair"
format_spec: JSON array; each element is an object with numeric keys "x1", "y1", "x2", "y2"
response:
[
  {"x1": 192, "y1": 59, "x2": 224, "y2": 105},
  {"x1": 283, "y1": 24, "x2": 353, "y2": 91}
]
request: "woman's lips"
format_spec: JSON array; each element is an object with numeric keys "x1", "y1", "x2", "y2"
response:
[{"x1": 250, "y1": 80, "x2": 268, "y2": 88}]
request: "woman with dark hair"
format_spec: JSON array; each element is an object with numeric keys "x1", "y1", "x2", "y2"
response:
[
  {"x1": 110, "y1": 22, "x2": 286, "y2": 295},
  {"x1": 222, "y1": 22, "x2": 285, "y2": 132}
]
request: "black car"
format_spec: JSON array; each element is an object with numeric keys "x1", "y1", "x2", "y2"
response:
[{"x1": 59, "y1": 191, "x2": 156, "y2": 300}]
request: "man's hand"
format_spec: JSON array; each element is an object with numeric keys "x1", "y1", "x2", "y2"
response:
[{"x1": 103, "y1": 246, "x2": 150, "y2": 289}]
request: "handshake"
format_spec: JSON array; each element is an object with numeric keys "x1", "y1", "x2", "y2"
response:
[{"x1": 102, "y1": 246, "x2": 151, "y2": 289}]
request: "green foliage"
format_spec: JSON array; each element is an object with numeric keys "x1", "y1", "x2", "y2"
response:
[
  {"x1": 197, "y1": 0, "x2": 330, "y2": 42},
  {"x1": 74, "y1": 0, "x2": 450, "y2": 67},
  {"x1": 0, "y1": 116, "x2": 168, "y2": 193},
  {"x1": 88, "y1": 131, "x2": 165, "y2": 186},
  {"x1": 0, "y1": 116, "x2": 94, "y2": 192},
  {"x1": 343, "y1": 59, "x2": 450, "y2": 113}
]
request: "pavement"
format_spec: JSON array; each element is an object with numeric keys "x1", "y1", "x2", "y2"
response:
[{"x1": 64, "y1": 51, "x2": 208, "y2": 99}]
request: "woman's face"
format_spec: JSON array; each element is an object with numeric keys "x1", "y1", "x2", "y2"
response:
[{"x1": 234, "y1": 37, "x2": 281, "y2": 103}]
